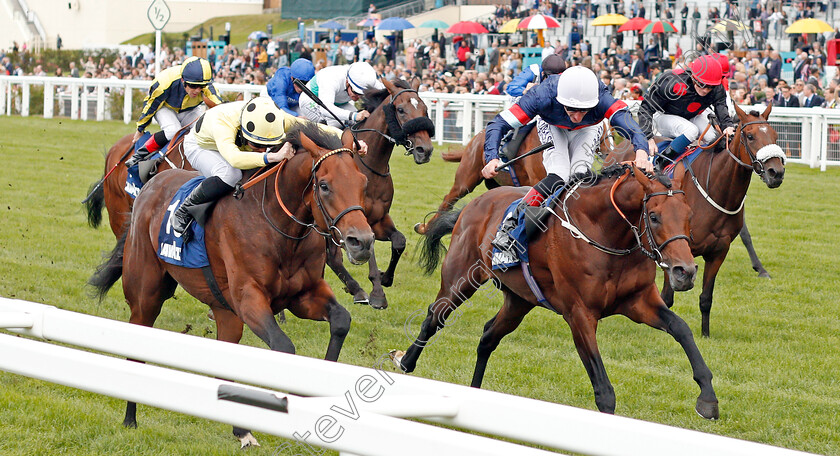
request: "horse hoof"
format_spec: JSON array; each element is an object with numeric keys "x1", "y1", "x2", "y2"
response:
[
  {"x1": 413, "y1": 222, "x2": 427, "y2": 235},
  {"x1": 758, "y1": 270, "x2": 771, "y2": 279},
  {"x1": 380, "y1": 272, "x2": 393, "y2": 288},
  {"x1": 695, "y1": 398, "x2": 720, "y2": 420},
  {"x1": 352, "y1": 290, "x2": 370, "y2": 305},
  {"x1": 388, "y1": 349, "x2": 408, "y2": 372},
  {"x1": 122, "y1": 419, "x2": 138, "y2": 429},
  {"x1": 369, "y1": 293, "x2": 388, "y2": 310},
  {"x1": 238, "y1": 432, "x2": 260, "y2": 449}
]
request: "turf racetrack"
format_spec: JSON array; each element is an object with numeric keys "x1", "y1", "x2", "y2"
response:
[{"x1": 1, "y1": 117, "x2": 839, "y2": 455}]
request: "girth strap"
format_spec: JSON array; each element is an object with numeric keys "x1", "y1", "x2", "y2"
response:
[
  {"x1": 201, "y1": 265, "x2": 235, "y2": 315},
  {"x1": 520, "y1": 262, "x2": 559, "y2": 314}
]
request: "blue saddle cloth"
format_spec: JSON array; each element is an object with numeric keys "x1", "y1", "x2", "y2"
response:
[
  {"x1": 156, "y1": 176, "x2": 209, "y2": 268},
  {"x1": 654, "y1": 140, "x2": 705, "y2": 177},
  {"x1": 125, "y1": 128, "x2": 188, "y2": 199},
  {"x1": 491, "y1": 198, "x2": 530, "y2": 270}
]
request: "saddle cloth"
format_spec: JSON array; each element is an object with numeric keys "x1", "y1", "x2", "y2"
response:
[
  {"x1": 655, "y1": 140, "x2": 704, "y2": 177},
  {"x1": 491, "y1": 198, "x2": 531, "y2": 270},
  {"x1": 157, "y1": 176, "x2": 209, "y2": 268},
  {"x1": 125, "y1": 128, "x2": 189, "y2": 199}
]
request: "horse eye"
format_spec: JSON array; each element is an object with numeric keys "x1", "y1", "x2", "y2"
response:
[
  {"x1": 747, "y1": 134, "x2": 754, "y2": 141},
  {"x1": 649, "y1": 212, "x2": 660, "y2": 224},
  {"x1": 319, "y1": 181, "x2": 330, "y2": 192},
  {"x1": 397, "y1": 106, "x2": 405, "y2": 114}
]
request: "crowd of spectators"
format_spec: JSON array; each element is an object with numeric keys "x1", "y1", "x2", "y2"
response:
[{"x1": 1, "y1": 0, "x2": 838, "y2": 109}]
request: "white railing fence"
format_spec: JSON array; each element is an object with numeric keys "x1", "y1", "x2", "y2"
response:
[
  {"x1": 2, "y1": 75, "x2": 837, "y2": 170},
  {"x1": 0, "y1": 297, "x2": 817, "y2": 456}
]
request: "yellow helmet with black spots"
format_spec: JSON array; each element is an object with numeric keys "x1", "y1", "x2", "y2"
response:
[{"x1": 240, "y1": 97, "x2": 285, "y2": 146}]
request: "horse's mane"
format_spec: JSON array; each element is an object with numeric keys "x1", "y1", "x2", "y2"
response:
[
  {"x1": 285, "y1": 120, "x2": 344, "y2": 152},
  {"x1": 578, "y1": 164, "x2": 672, "y2": 189},
  {"x1": 361, "y1": 79, "x2": 412, "y2": 113}
]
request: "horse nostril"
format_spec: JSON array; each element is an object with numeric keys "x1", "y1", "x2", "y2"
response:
[
  {"x1": 767, "y1": 168, "x2": 777, "y2": 178},
  {"x1": 345, "y1": 236, "x2": 361, "y2": 250}
]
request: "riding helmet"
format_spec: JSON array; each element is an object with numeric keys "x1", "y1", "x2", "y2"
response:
[
  {"x1": 290, "y1": 58, "x2": 316, "y2": 82},
  {"x1": 181, "y1": 56, "x2": 213, "y2": 86},
  {"x1": 240, "y1": 97, "x2": 285, "y2": 146},
  {"x1": 555, "y1": 66, "x2": 600, "y2": 109}
]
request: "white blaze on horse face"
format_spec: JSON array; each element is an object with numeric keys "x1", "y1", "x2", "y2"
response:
[
  {"x1": 410, "y1": 98, "x2": 418, "y2": 109},
  {"x1": 760, "y1": 126, "x2": 768, "y2": 135}
]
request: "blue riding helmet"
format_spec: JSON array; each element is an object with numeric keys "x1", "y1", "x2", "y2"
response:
[
  {"x1": 290, "y1": 58, "x2": 315, "y2": 82},
  {"x1": 181, "y1": 56, "x2": 213, "y2": 85}
]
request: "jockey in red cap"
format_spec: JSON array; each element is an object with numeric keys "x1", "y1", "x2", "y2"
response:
[{"x1": 637, "y1": 54, "x2": 736, "y2": 168}]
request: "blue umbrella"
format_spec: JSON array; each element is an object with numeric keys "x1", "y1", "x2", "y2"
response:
[
  {"x1": 377, "y1": 17, "x2": 415, "y2": 31},
  {"x1": 320, "y1": 20, "x2": 345, "y2": 30},
  {"x1": 248, "y1": 30, "x2": 268, "y2": 41},
  {"x1": 418, "y1": 19, "x2": 449, "y2": 29}
]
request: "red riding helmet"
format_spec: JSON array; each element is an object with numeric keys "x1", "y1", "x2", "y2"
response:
[
  {"x1": 713, "y1": 53, "x2": 732, "y2": 77},
  {"x1": 690, "y1": 55, "x2": 723, "y2": 86}
]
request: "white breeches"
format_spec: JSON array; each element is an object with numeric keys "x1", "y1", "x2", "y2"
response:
[
  {"x1": 653, "y1": 111, "x2": 719, "y2": 143},
  {"x1": 298, "y1": 93, "x2": 356, "y2": 129},
  {"x1": 183, "y1": 131, "x2": 242, "y2": 187},
  {"x1": 154, "y1": 105, "x2": 207, "y2": 140},
  {"x1": 536, "y1": 122, "x2": 603, "y2": 181}
]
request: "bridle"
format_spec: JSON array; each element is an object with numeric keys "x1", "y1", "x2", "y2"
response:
[
  {"x1": 237, "y1": 148, "x2": 365, "y2": 248},
  {"x1": 548, "y1": 166, "x2": 688, "y2": 267},
  {"x1": 350, "y1": 87, "x2": 435, "y2": 177}
]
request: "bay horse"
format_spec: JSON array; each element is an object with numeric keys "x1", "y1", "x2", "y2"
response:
[
  {"x1": 88, "y1": 122, "x2": 374, "y2": 447},
  {"x1": 605, "y1": 103, "x2": 785, "y2": 337},
  {"x1": 326, "y1": 77, "x2": 434, "y2": 309},
  {"x1": 419, "y1": 118, "x2": 773, "y2": 278},
  {"x1": 392, "y1": 164, "x2": 719, "y2": 419},
  {"x1": 84, "y1": 131, "x2": 191, "y2": 238}
]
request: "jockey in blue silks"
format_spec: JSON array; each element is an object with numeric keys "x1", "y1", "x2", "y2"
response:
[
  {"x1": 482, "y1": 66, "x2": 655, "y2": 250},
  {"x1": 266, "y1": 58, "x2": 316, "y2": 116}
]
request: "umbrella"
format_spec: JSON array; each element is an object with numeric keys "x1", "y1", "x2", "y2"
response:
[
  {"x1": 708, "y1": 19, "x2": 748, "y2": 34},
  {"x1": 247, "y1": 30, "x2": 268, "y2": 41},
  {"x1": 377, "y1": 17, "x2": 415, "y2": 31},
  {"x1": 319, "y1": 20, "x2": 345, "y2": 30},
  {"x1": 591, "y1": 13, "x2": 629, "y2": 26},
  {"x1": 642, "y1": 20, "x2": 679, "y2": 34},
  {"x1": 445, "y1": 21, "x2": 489, "y2": 34},
  {"x1": 357, "y1": 18, "x2": 381, "y2": 27},
  {"x1": 498, "y1": 18, "x2": 521, "y2": 34},
  {"x1": 517, "y1": 14, "x2": 562, "y2": 30},
  {"x1": 785, "y1": 18, "x2": 834, "y2": 34},
  {"x1": 418, "y1": 19, "x2": 449, "y2": 29},
  {"x1": 617, "y1": 17, "x2": 651, "y2": 32}
]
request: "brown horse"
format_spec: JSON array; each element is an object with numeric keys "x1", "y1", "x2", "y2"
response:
[
  {"x1": 392, "y1": 164, "x2": 719, "y2": 418},
  {"x1": 605, "y1": 103, "x2": 785, "y2": 337},
  {"x1": 84, "y1": 131, "x2": 191, "y2": 238},
  {"x1": 326, "y1": 77, "x2": 434, "y2": 309},
  {"x1": 89, "y1": 122, "x2": 374, "y2": 447}
]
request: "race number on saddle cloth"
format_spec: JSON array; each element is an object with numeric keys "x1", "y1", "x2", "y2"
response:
[
  {"x1": 125, "y1": 128, "x2": 190, "y2": 198},
  {"x1": 157, "y1": 176, "x2": 210, "y2": 268},
  {"x1": 637, "y1": 55, "x2": 735, "y2": 163}
]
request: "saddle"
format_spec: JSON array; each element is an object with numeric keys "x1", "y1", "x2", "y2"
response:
[{"x1": 499, "y1": 122, "x2": 536, "y2": 162}]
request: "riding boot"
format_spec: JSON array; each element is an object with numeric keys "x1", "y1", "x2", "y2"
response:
[
  {"x1": 126, "y1": 130, "x2": 168, "y2": 168},
  {"x1": 491, "y1": 184, "x2": 552, "y2": 252},
  {"x1": 655, "y1": 134, "x2": 692, "y2": 172},
  {"x1": 125, "y1": 146, "x2": 150, "y2": 168},
  {"x1": 171, "y1": 176, "x2": 234, "y2": 239}
]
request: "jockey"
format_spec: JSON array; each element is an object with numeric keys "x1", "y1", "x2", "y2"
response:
[
  {"x1": 505, "y1": 54, "x2": 567, "y2": 100},
  {"x1": 266, "y1": 58, "x2": 316, "y2": 116},
  {"x1": 483, "y1": 66, "x2": 652, "y2": 249},
  {"x1": 298, "y1": 61, "x2": 382, "y2": 128},
  {"x1": 174, "y1": 97, "x2": 364, "y2": 237},
  {"x1": 127, "y1": 56, "x2": 222, "y2": 168},
  {"x1": 637, "y1": 54, "x2": 736, "y2": 168}
]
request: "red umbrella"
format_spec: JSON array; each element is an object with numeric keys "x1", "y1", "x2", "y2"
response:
[
  {"x1": 517, "y1": 14, "x2": 562, "y2": 29},
  {"x1": 446, "y1": 21, "x2": 489, "y2": 34},
  {"x1": 642, "y1": 20, "x2": 679, "y2": 34},
  {"x1": 617, "y1": 17, "x2": 651, "y2": 32}
]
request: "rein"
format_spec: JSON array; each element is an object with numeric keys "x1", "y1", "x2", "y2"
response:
[{"x1": 236, "y1": 148, "x2": 365, "y2": 247}]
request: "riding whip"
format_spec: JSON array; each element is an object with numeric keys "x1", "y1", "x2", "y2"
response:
[
  {"x1": 494, "y1": 142, "x2": 553, "y2": 172},
  {"x1": 81, "y1": 143, "x2": 134, "y2": 204},
  {"x1": 293, "y1": 79, "x2": 361, "y2": 151}
]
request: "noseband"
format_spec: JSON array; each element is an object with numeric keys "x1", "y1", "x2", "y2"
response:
[
  {"x1": 728, "y1": 119, "x2": 785, "y2": 178},
  {"x1": 311, "y1": 148, "x2": 365, "y2": 247}
]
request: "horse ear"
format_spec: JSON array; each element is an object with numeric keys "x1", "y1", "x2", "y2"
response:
[
  {"x1": 341, "y1": 129, "x2": 355, "y2": 150},
  {"x1": 761, "y1": 101, "x2": 772, "y2": 120},
  {"x1": 382, "y1": 76, "x2": 398, "y2": 95},
  {"x1": 409, "y1": 76, "x2": 421, "y2": 91},
  {"x1": 733, "y1": 102, "x2": 748, "y2": 122},
  {"x1": 632, "y1": 167, "x2": 655, "y2": 193},
  {"x1": 298, "y1": 132, "x2": 321, "y2": 159}
]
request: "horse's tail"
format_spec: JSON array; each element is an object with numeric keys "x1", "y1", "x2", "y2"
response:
[
  {"x1": 88, "y1": 228, "x2": 127, "y2": 301},
  {"x1": 83, "y1": 179, "x2": 105, "y2": 228},
  {"x1": 419, "y1": 208, "x2": 463, "y2": 275},
  {"x1": 441, "y1": 147, "x2": 464, "y2": 162}
]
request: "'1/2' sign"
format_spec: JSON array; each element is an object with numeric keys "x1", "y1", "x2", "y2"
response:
[{"x1": 147, "y1": 0, "x2": 171, "y2": 31}]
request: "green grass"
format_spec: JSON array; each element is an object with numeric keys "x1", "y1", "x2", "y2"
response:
[
  {"x1": 123, "y1": 15, "x2": 313, "y2": 49},
  {"x1": 1, "y1": 116, "x2": 840, "y2": 455}
]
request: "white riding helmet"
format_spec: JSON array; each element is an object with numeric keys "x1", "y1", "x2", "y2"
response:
[
  {"x1": 555, "y1": 66, "x2": 600, "y2": 109},
  {"x1": 347, "y1": 62, "x2": 379, "y2": 94}
]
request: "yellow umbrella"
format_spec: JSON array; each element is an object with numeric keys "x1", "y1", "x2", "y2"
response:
[
  {"x1": 498, "y1": 18, "x2": 520, "y2": 34},
  {"x1": 785, "y1": 18, "x2": 834, "y2": 34},
  {"x1": 708, "y1": 19, "x2": 749, "y2": 34},
  {"x1": 591, "y1": 13, "x2": 629, "y2": 27}
]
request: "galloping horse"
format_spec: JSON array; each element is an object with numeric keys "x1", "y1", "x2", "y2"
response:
[
  {"x1": 605, "y1": 103, "x2": 785, "y2": 337},
  {"x1": 89, "y1": 122, "x2": 374, "y2": 447},
  {"x1": 393, "y1": 165, "x2": 720, "y2": 419},
  {"x1": 84, "y1": 131, "x2": 191, "y2": 238},
  {"x1": 326, "y1": 77, "x2": 434, "y2": 309}
]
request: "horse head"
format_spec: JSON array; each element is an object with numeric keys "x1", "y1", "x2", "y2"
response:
[
  {"x1": 294, "y1": 124, "x2": 374, "y2": 265},
  {"x1": 732, "y1": 103, "x2": 785, "y2": 189},
  {"x1": 380, "y1": 77, "x2": 435, "y2": 164},
  {"x1": 632, "y1": 169, "x2": 697, "y2": 291}
]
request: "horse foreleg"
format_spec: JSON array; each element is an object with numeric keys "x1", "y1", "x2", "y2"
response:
[
  {"x1": 378, "y1": 217, "x2": 405, "y2": 288},
  {"x1": 236, "y1": 284, "x2": 295, "y2": 353},
  {"x1": 471, "y1": 292, "x2": 533, "y2": 388},
  {"x1": 325, "y1": 241, "x2": 369, "y2": 304},
  {"x1": 415, "y1": 153, "x2": 485, "y2": 235},
  {"x1": 620, "y1": 287, "x2": 719, "y2": 419},
  {"x1": 739, "y1": 222, "x2": 771, "y2": 278},
  {"x1": 566, "y1": 305, "x2": 615, "y2": 414},
  {"x1": 211, "y1": 307, "x2": 257, "y2": 447},
  {"x1": 661, "y1": 271, "x2": 675, "y2": 308},
  {"x1": 699, "y1": 252, "x2": 729, "y2": 338},
  {"x1": 288, "y1": 280, "x2": 351, "y2": 362}
]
